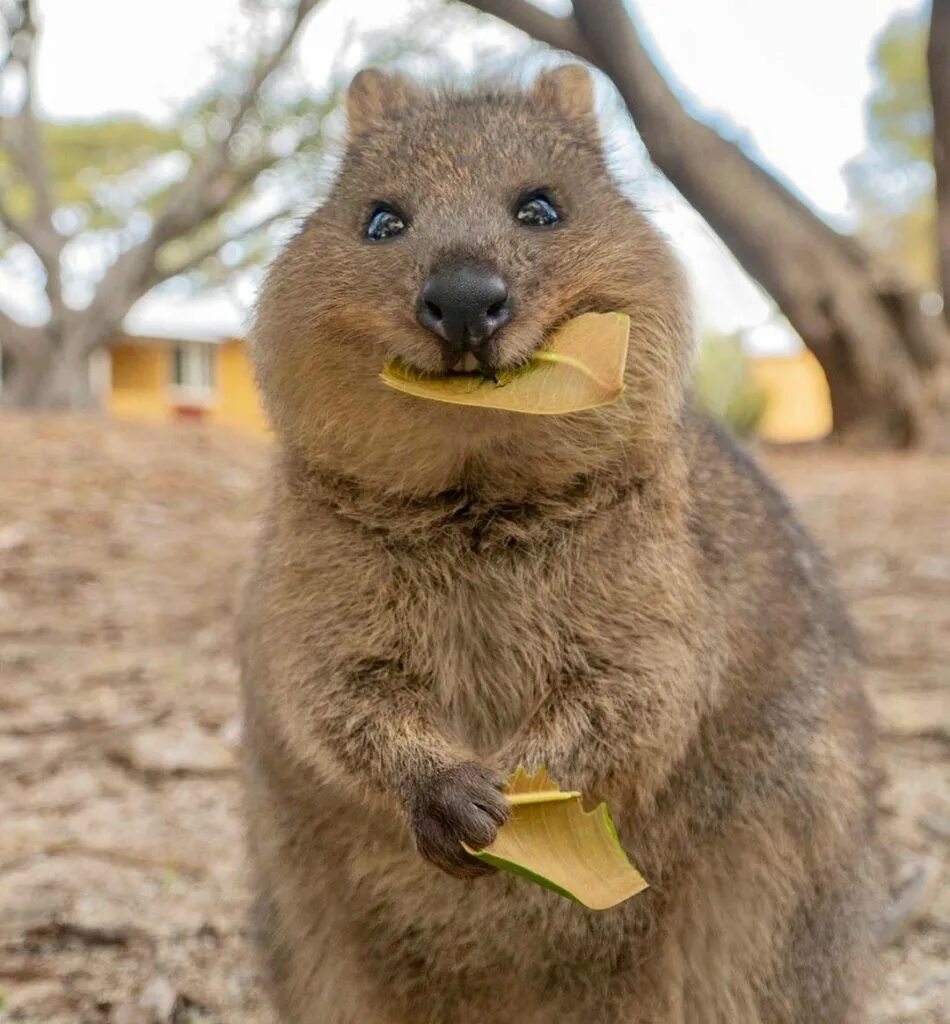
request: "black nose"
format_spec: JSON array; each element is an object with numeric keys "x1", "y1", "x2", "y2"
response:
[{"x1": 416, "y1": 263, "x2": 514, "y2": 366}]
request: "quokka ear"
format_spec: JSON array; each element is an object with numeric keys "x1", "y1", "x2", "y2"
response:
[
  {"x1": 531, "y1": 64, "x2": 597, "y2": 124},
  {"x1": 346, "y1": 68, "x2": 422, "y2": 136}
]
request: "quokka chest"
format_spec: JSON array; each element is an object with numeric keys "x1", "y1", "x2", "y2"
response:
[{"x1": 393, "y1": 551, "x2": 593, "y2": 754}]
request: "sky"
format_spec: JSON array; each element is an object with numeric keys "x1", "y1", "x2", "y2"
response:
[{"x1": 10, "y1": 0, "x2": 927, "y2": 349}]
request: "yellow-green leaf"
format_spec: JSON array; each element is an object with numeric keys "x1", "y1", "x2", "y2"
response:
[
  {"x1": 465, "y1": 766, "x2": 648, "y2": 911},
  {"x1": 380, "y1": 312, "x2": 630, "y2": 415}
]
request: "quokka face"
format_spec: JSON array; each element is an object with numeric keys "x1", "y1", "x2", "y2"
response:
[{"x1": 251, "y1": 67, "x2": 692, "y2": 489}]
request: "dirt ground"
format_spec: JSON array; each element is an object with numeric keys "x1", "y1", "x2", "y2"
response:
[{"x1": 0, "y1": 415, "x2": 947, "y2": 1023}]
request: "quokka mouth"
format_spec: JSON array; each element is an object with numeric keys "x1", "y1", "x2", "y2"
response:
[
  {"x1": 409, "y1": 349, "x2": 531, "y2": 383},
  {"x1": 438, "y1": 349, "x2": 531, "y2": 380},
  {"x1": 452, "y1": 352, "x2": 487, "y2": 375},
  {"x1": 380, "y1": 313, "x2": 631, "y2": 417}
]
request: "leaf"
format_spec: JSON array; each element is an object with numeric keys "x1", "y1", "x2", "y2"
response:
[
  {"x1": 464, "y1": 766, "x2": 648, "y2": 911},
  {"x1": 380, "y1": 312, "x2": 630, "y2": 415}
]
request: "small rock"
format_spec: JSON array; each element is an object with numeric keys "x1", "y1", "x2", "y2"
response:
[
  {"x1": 140, "y1": 976, "x2": 178, "y2": 1020},
  {"x1": 112, "y1": 724, "x2": 234, "y2": 777},
  {"x1": 882, "y1": 856, "x2": 942, "y2": 945},
  {"x1": 919, "y1": 812, "x2": 950, "y2": 842},
  {"x1": 112, "y1": 976, "x2": 178, "y2": 1024},
  {"x1": 219, "y1": 715, "x2": 243, "y2": 748},
  {"x1": 915, "y1": 556, "x2": 950, "y2": 581},
  {"x1": 0, "y1": 522, "x2": 29, "y2": 552},
  {"x1": 0, "y1": 883, "x2": 72, "y2": 939},
  {"x1": 874, "y1": 691, "x2": 950, "y2": 743}
]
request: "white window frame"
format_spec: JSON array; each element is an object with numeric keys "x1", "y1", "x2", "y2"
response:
[{"x1": 169, "y1": 342, "x2": 216, "y2": 406}]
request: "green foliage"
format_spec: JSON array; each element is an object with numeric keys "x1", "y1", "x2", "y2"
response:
[
  {"x1": 0, "y1": 118, "x2": 184, "y2": 228},
  {"x1": 693, "y1": 333, "x2": 767, "y2": 438},
  {"x1": 865, "y1": 10, "x2": 932, "y2": 165},
  {"x1": 0, "y1": 9, "x2": 352, "y2": 287},
  {"x1": 845, "y1": 3, "x2": 937, "y2": 288}
]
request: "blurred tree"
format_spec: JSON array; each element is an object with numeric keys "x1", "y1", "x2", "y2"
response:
[
  {"x1": 460, "y1": 0, "x2": 950, "y2": 449},
  {"x1": 692, "y1": 333, "x2": 766, "y2": 439},
  {"x1": 930, "y1": 0, "x2": 950, "y2": 318},
  {"x1": 0, "y1": 0, "x2": 338, "y2": 409},
  {"x1": 846, "y1": 7, "x2": 937, "y2": 290}
]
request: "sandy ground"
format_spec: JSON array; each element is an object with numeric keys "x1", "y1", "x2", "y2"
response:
[{"x1": 0, "y1": 415, "x2": 947, "y2": 1023}]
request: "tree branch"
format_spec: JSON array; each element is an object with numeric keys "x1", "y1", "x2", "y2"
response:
[
  {"x1": 0, "y1": 181, "x2": 29, "y2": 240},
  {"x1": 67, "y1": 243, "x2": 162, "y2": 357},
  {"x1": 151, "y1": 205, "x2": 296, "y2": 285},
  {"x1": 52, "y1": 0, "x2": 326, "y2": 360},
  {"x1": 460, "y1": 0, "x2": 595, "y2": 62},
  {"x1": 460, "y1": 0, "x2": 950, "y2": 444},
  {"x1": 149, "y1": 0, "x2": 324, "y2": 249},
  {"x1": 0, "y1": 0, "x2": 21, "y2": 75},
  {"x1": 0, "y1": 305, "x2": 42, "y2": 357},
  {"x1": 127, "y1": 146, "x2": 295, "y2": 295},
  {"x1": 0, "y1": 174, "x2": 62, "y2": 263},
  {"x1": 1, "y1": 1, "x2": 55, "y2": 226},
  {"x1": 0, "y1": 0, "x2": 67, "y2": 327},
  {"x1": 223, "y1": 0, "x2": 324, "y2": 145},
  {"x1": 929, "y1": 0, "x2": 950, "y2": 320}
]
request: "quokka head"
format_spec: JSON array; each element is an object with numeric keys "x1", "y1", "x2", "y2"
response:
[{"x1": 252, "y1": 66, "x2": 692, "y2": 493}]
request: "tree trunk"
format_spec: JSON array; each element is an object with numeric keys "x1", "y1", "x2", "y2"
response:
[
  {"x1": 568, "y1": 0, "x2": 950, "y2": 449},
  {"x1": 1, "y1": 328, "x2": 99, "y2": 410},
  {"x1": 931, "y1": 0, "x2": 950, "y2": 321}
]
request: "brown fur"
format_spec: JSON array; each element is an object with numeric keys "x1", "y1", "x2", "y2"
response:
[{"x1": 240, "y1": 67, "x2": 882, "y2": 1023}]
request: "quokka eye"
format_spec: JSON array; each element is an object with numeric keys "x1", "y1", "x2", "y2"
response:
[
  {"x1": 515, "y1": 190, "x2": 561, "y2": 228},
  {"x1": 365, "y1": 203, "x2": 407, "y2": 241}
]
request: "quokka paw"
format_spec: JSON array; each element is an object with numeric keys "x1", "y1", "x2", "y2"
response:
[{"x1": 407, "y1": 762, "x2": 510, "y2": 878}]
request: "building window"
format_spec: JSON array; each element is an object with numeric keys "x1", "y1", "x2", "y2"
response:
[{"x1": 170, "y1": 343, "x2": 216, "y2": 405}]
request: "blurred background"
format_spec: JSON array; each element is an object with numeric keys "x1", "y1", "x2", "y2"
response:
[{"x1": 0, "y1": 1, "x2": 947, "y2": 1022}]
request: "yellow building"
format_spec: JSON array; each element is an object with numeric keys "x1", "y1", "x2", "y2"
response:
[
  {"x1": 103, "y1": 334, "x2": 832, "y2": 444},
  {"x1": 748, "y1": 348, "x2": 832, "y2": 443},
  {"x1": 107, "y1": 334, "x2": 269, "y2": 436}
]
